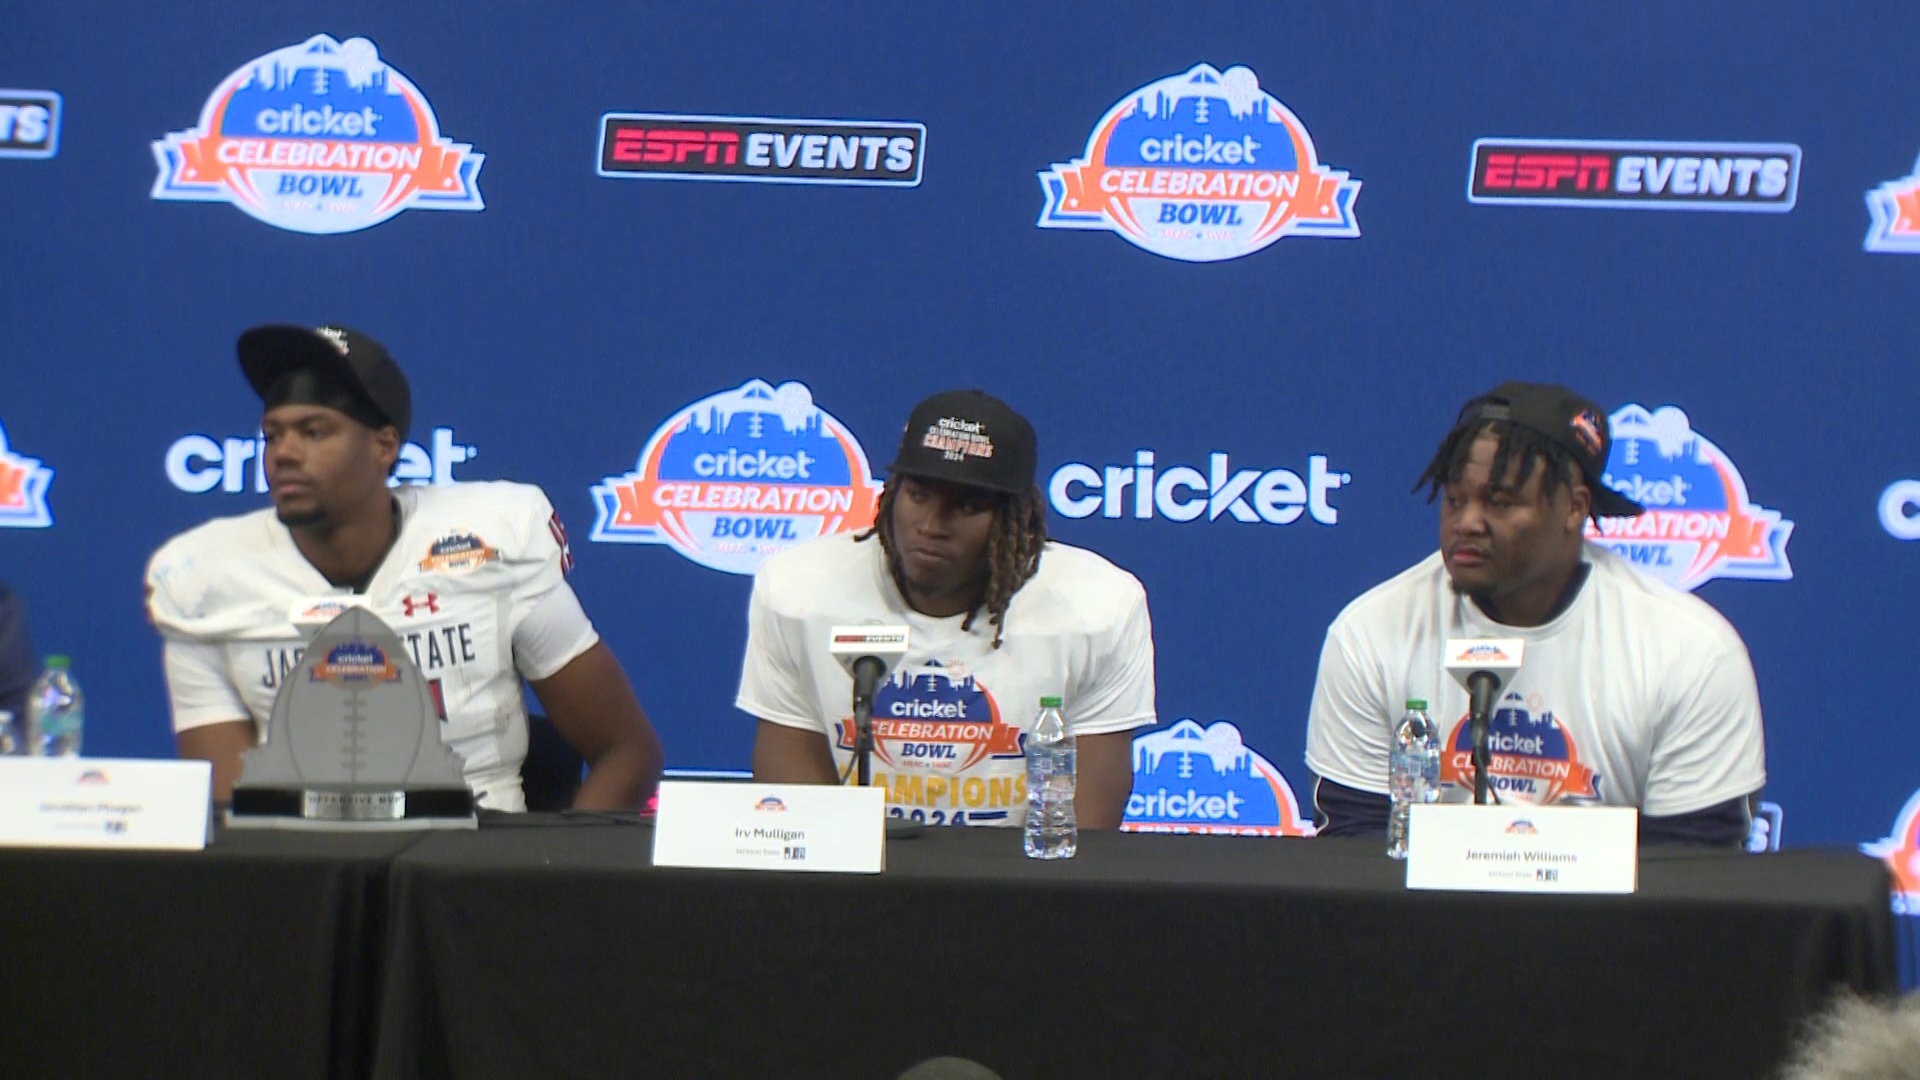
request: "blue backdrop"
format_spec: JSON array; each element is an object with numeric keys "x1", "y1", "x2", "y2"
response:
[{"x1": 3, "y1": 2, "x2": 1917, "y2": 865}]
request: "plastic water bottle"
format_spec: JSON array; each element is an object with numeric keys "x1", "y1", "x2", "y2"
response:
[
  {"x1": 27, "y1": 656, "x2": 84, "y2": 757},
  {"x1": 1387, "y1": 698, "x2": 1438, "y2": 859},
  {"x1": 1024, "y1": 696, "x2": 1076, "y2": 859}
]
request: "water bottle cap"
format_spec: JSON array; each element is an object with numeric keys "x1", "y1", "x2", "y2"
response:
[
  {"x1": 1039, "y1": 696, "x2": 1063, "y2": 708},
  {"x1": 45, "y1": 655, "x2": 71, "y2": 670},
  {"x1": 1405, "y1": 698, "x2": 1427, "y2": 711}
]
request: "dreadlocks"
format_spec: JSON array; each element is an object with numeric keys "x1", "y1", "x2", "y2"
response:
[
  {"x1": 857, "y1": 478, "x2": 1048, "y2": 648},
  {"x1": 1413, "y1": 418, "x2": 1587, "y2": 514}
]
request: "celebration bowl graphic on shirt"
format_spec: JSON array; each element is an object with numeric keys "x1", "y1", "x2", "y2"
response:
[
  {"x1": 0, "y1": 419, "x2": 53, "y2": 528},
  {"x1": 1438, "y1": 694, "x2": 1603, "y2": 805},
  {"x1": 1122, "y1": 719, "x2": 1314, "y2": 836},
  {"x1": 1862, "y1": 787, "x2": 1920, "y2": 914},
  {"x1": 418, "y1": 531, "x2": 499, "y2": 574},
  {"x1": 590, "y1": 379, "x2": 882, "y2": 575},
  {"x1": 1584, "y1": 404, "x2": 1793, "y2": 592},
  {"x1": 834, "y1": 661, "x2": 1027, "y2": 824},
  {"x1": 1037, "y1": 63, "x2": 1360, "y2": 262},
  {"x1": 151, "y1": 34, "x2": 484, "y2": 234}
]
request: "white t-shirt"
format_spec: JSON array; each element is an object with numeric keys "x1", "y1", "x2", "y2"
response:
[
  {"x1": 737, "y1": 534, "x2": 1158, "y2": 827},
  {"x1": 145, "y1": 481, "x2": 598, "y2": 811},
  {"x1": 1305, "y1": 543, "x2": 1765, "y2": 817}
]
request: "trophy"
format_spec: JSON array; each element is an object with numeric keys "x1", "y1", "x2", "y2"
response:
[{"x1": 228, "y1": 606, "x2": 476, "y2": 830}]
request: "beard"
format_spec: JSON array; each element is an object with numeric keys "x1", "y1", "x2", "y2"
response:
[{"x1": 275, "y1": 504, "x2": 329, "y2": 529}]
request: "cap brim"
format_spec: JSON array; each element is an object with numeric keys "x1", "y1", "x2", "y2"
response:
[
  {"x1": 237, "y1": 325, "x2": 358, "y2": 402},
  {"x1": 885, "y1": 458, "x2": 1028, "y2": 495}
]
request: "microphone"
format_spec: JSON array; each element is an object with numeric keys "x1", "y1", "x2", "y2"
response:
[
  {"x1": 1442, "y1": 638, "x2": 1526, "y2": 806},
  {"x1": 829, "y1": 625, "x2": 911, "y2": 787}
]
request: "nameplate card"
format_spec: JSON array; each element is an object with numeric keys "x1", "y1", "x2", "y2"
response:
[
  {"x1": 652, "y1": 781, "x2": 885, "y2": 874},
  {"x1": 1406, "y1": 804, "x2": 1637, "y2": 894},
  {"x1": 0, "y1": 757, "x2": 212, "y2": 850}
]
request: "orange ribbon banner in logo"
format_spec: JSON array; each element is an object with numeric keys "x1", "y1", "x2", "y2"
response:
[{"x1": 0, "y1": 461, "x2": 24, "y2": 509}]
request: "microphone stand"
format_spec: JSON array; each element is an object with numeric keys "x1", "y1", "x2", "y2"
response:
[
  {"x1": 1467, "y1": 672, "x2": 1497, "y2": 806},
  {"x1": 852, "y1": 657, "x2": 883, "y2": 787}
]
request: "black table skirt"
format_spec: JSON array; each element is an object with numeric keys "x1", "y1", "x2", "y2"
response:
[
  {"x1": 372, "y1": 824, "x2": 1897, "y2": 1080},
  {"x1": 0, "y1": 828, "x2": 423, "y2": 1080}
]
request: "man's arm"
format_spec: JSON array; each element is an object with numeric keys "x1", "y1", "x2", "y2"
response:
[
  {"x1": 529, "y1": 642, "x2": 663, "y2": 811},
  {"x1": 1642, "y1": 621, "x2": 1767, "y2": 830},
  {"x1": 178, "y1": 721, "x2": 255, "y2": 804},
  {"x1": 160, "y1": 639, "x2": 257, "y2": 804},
  {"x1": 1074, "y1": 730, "x2": 1133, "y2": 829},
  {"x1": 1303, "y1": 619, "x2": 1397, "y2": 814},
  {"x1": 1641, "y1": 794, "x2": 1754, "y2": 847},
  {"x1": 1310, "y1": 775, "x2": 1392, "y2": 838},
  {"x1": 751, "y1": 719, "x2": 839, "y2": 784}
]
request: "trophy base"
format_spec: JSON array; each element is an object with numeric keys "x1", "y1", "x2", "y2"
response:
[{"x1": 226, "y1": 787, "x2": 478, "y2": 831}]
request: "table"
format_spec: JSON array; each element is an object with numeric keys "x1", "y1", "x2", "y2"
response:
[
  {"x1": 0, "y1": 828, "x2": 422, "y2": 1080},
  {"x1": 371, "y1": 825, "x2": 1897, "y2": 1080}
]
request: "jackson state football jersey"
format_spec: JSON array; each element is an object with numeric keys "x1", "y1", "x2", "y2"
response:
[{"x1": 146, "y1": 481, "x2": 596, "y2": 810}]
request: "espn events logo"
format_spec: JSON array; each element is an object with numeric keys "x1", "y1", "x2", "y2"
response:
[
  {"x1": 1124, "y1": 719, "x2": 1314, "y2": 836},
  {"x1": 0, "y1": 90, "x2": 61, "y2": 159},
  {"x1": 0, "y1": 420, "x2": 54, "y2": 528},
  {"x1": 1049, "y1": 451, "x2": 1348, "y2": 525},
  {"x1": 152, "y1": 35, "x2": 484, "y2": 233},
  {"x1": 597, "y1": 113, "x2": 924, "y2": 187},
  {"x1": 165, "y1": 427, "x2": 477, "y2": 493},
  {"x1": 1468, "y1": 139, "x2": 1800, "y2": 212}
]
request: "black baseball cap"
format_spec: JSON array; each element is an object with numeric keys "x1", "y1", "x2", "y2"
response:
[
  {"x1": 886, "y1": 390, "x2": 1037, "y2": 496},
  {"x1": 237, "y1": 324, "x2": 412, "y2": 442},
  {"x1": 1452, "y1": 381, "x2": 1643, "y2": 518}
]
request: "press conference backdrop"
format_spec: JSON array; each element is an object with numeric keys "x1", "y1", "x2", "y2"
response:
[{"x1": 2, "y1": 3, "x2": 1918, "y2": 868}]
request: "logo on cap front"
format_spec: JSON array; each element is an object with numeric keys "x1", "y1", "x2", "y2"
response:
[
  {"x1": 1037, "y1": 63, "x2": 1360, "y2": 262},
  {"x1": 316, "y1": 327, "x2": 350, "y2": 353},
  {"x1": 590, "y1": 379, "x2": 881, "y2": 575},
  {"x1": 1585, "y1": 405, "x2": 1792, "y2": 591},
  {"x1": 1569, "y1": 409, "x2": 1604, "y2": 456},
  {"x1": 921, "y1": 417, "x2": 994, "y2": 462},
  {"x1": 152, "y1": 34, "x2": 484, "y2": 234}
]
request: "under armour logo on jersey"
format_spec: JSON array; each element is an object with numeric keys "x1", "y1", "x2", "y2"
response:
[
  {"x1": 548, "y1": 511, "x2": 575, "y2": 574},
  {"x1": 401, "y1": 593, "x2": 440, "y2": 617}
]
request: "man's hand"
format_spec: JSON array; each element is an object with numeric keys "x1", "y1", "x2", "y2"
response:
[
  {"x1": 1074, "y1": 730, "x2": 1135, "y2": 829},
  {"x1": 177, "y1": 720, "x2": 256, "y2": 804},
  {"x1": 531, "y1": 642, "x2": 663, "y2": 811}
]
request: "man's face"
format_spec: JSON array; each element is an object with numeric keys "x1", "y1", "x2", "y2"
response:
[
  {"x1": 1440, "y1": 432, "x2": 1589, "y2": 602},
  {"x1": 889, "y1": 475, "x2": 997, "y2": 605},
  {"x1": 261, "y1": 403, "x2": 398, "y2": 528}
]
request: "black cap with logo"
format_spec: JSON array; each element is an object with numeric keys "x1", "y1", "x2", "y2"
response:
[
  {"x1": 237, "y1": 324, "x2": 412, "y2": 442},
  {"x1": 1453, "y1": 381, "x2": 1642, "y2": 518},
  {"x1": 886, "y1": 390, "x2": 1037, "y2": 495}
]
